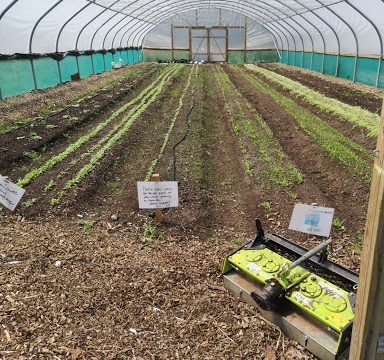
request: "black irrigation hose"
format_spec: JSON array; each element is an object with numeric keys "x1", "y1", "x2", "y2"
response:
[{"x1": 172, "y1": 98, "x2": 195, "y2": 181}]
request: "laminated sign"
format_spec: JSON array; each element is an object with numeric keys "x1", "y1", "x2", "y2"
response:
[
  {"x1": 0, "y1": 175, "x2": 25, "y2": 211},
  {"x1": 289, "y1": 204, "x2": 334, "y2": 238},
  {"x1": 137, "y1": 181, "x2": 178, "y2": 209}
]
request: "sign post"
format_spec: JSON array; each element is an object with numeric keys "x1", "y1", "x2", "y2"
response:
[
  {"x1": 0, "y1": 175, "x2": 25, "y2": 211},
  {"x1": 137, "y1": 175, "x2": 179, "y2": 224},
  {"x1": 152, "y1": 174, "x2": 163, "y2": 223}
]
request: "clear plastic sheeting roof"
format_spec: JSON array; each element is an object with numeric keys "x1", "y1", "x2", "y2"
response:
[
  {"x1": 0, "y1": 0, "x2": 383, "y2": 58},
  {"x1": 144, "y1": 9, "x2": 274, "y2": 50}
]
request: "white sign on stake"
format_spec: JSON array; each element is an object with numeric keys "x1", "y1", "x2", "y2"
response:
[
  {"x1": 137, "y1": 181, "x2": 178, "y2": 209},
  {"x1": 289, "y1": 203, "x2": 334, "y2": 238},
  {"x1": 0, "y1": 175, "x2": 25, "y2": 211}
]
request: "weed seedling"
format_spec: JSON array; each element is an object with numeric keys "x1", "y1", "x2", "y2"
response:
[
  {"x1": 353, "y1": 230, "x2": 364, "y2": 252},
  {"x1": 51, "y1": 198, "x2": 61, "y2": 206},
  {"x1": 79, "y1": 219, "x2": 95, "y2": 233},
  {"x1": 333, "y1": 218, "x2": 346, "y2": 231},
  {"x1": 141, "y1": 220, "x2": 163, "y2": 240},
  {"x1": 260, "y1": 201, "x2": 272, "y2": 212},
  {"x1": 232, "y1": 237, "x2": 246, "y2": 245},
  {"x1": 22, "y1": 198, "x2": 37, "y2": 208},
  {"x1": 23, "y1": 150, "x2": 40, "y2": 161},
  {"x1": 208, "y1": 236, "x2": 220, "y2": 245}
]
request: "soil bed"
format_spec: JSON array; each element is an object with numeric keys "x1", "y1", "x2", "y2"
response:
[
  {"x1": 260, "y1": 62, "x2": 383, "y2": 114},
  {"x1": 1, "y1": 63, "x2": 375, "y2": 359}
]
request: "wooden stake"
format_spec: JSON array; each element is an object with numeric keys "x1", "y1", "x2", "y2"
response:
[
  {"x1": 151, "y1": 173, "x2": 163, "y2": 224},
  {"x1": 350, "y1": 98, "x2": 384, "y2": 360}
]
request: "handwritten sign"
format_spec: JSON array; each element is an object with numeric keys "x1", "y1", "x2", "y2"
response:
[
  {"x1": 0, "y1": 175, "x2": 25, "y2": 211},
  {"x1": 289, "y1": 204, "x2": 334, "y2": 237},
  {"x1": 137, "y1": 181, "x2": 178, "y2": 209}
]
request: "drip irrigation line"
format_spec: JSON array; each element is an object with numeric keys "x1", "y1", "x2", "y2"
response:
[{"x1": 172, "y1": 97, "x2": 195, "y2": 181}]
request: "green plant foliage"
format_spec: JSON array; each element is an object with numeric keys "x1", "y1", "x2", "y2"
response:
[
  {"x1": 246, "y1": 64, "x2": 379, "y2": 137},
  {"x1": 141, "y1": 220, "x2": 163, "y2": 241},
  {"x1": 17, "y1": 65, "x2": 178, "y2": 188},
  {"x1": 216, "y1": 67, "x2": 303, "y2": 190},
  {"x1": 232, "y1": 236, "x2": 246, "y2": 245},
  {"x1": 236, "y1": 65, "x2": 373, "y2": 181},
  {"x1": 79, "y1": 219, "x2": 95, "y2": 233},
  {"x1": 22, "y1": 198, "x2": 37, "y2": 208},
  {"x1": 260, "y1": 201, "x2": 272, "y2": 212},
  {"x1": 333, "y1": 218, "x2": 346, "y2": 231},
  {"x1": 145, "y1": 65, "x2": 198, "y2": 180},
  {"x1": 50, "y1": 198, "x2": 60, "y2": 205},
  {"x1": 62, "y1": 66, "x2": 182, "y2": 192},
  {"x1": 23, "y1": 150, "x2": 40, "y2": 161}
]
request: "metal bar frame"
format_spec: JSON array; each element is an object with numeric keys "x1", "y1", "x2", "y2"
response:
[
  {"x1": 28, "y1": 0, "x2": 64, "y2": 89},
  {"x1": 345, "y1": 0, "x2": 383, "y2": 87},
  {"x1": 117, "y1": 0, "x2": 299, "y2": 50},
  {"x1": 123, "y1": 3, "x2": 284, "y2": 54},
  {"x1": 317, "y1": 0, "x2": 359, "y2": 82}
]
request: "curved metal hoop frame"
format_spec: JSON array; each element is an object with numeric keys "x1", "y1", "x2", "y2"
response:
[{"x1": 0, "y1": 0, "x2": 383, "y2": 87}]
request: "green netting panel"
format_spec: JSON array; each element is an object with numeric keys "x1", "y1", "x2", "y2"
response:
[
  {"x1": 356, "y1": 57, "x2": 379, "y2": 86},
  {"x1": 135, "y1": 49, "x2": 142, "y2": 62},
  {"x1": 324, "y1": 54, "x2": 337, "y2": 76},
  {"x1": 288, "y1": 51, "x2": 295, "y2": 65},
  {"x1": 105, "y1": 52, "x2": 113, "y2": 70},
  {"x1": 338, "y1": 56, "x2": 355, "y2": 81},
  {"x1": 143, "y1": 49, "x2": 172, "y2": 62},
  {"x1": 246, "y1": 50, "x2": 278, "y2": 62},
  {"x1": 93, "y1": 53, "x2": 105, "y2": 74},
  {"x1": 34, "y1": 57, "x2": 61, "y2": 89},
  {"x1": 60, "y1": 56, "x2": 78, "y2": 82},
  {"x1": 121, "y1": 50, "x2": 128, "y2": 64},
  {"x1": 0, "y1": 59, "x2": 34, "y2": 98},
  {"x1": 278, "y1": 51, "x2": 383, "y2": 88},
  {"x1": 127, "y1": 50, "x2": 134, "y2": 64},
  {"x1": 294, "y1": 51, "x2": 303, "y2": 67},
  {"x1": 174, "y1": 50, "x2": 190, "y2": 61},
  {"x1": 78, "y1": 55, "x2": 93, "y2": 78},
  {"x1": 302, "y1": 52, "x2": 312, "y2": 69},
  {"x1": 312, "y1": 53, "x2": 324, "y2": 72},
  {"x1": 228, "y1": 50, "x2": 244, "y2": 64},
  {"x1": 282, "y1": 50, "x2": 288, "y2": 64}
]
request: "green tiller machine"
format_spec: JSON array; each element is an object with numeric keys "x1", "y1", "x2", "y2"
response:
[{"x1": 222, "y1": 220, "x2": 358, "y2": 360}]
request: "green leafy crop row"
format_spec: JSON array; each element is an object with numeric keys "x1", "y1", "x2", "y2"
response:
[
  {"x1": 60, "y1": 65, "x2": 182, "y2": 195},
  {"x1": 145, "y1": 64, "x2": 198, "y2": 181},
  {"x1": 245, "y1": 64, "x2": 379, "y2": 137},
  {"x1": 236, "y1": 65, "x2": 372, "y2": 181},
  {"x1": 216, "y1": 66, "x2": 303, "y2": 190},
  {"x1": 18, "y1": 65, "x2": 178, "y2": 188}
]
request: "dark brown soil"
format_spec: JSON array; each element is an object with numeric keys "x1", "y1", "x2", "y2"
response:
[
  {"x1": 0, "y1": 65, "x2": 159, "y2": 171},
  {"x1": 251, "y1": 65, "x2": 376, "y2": 151},
  {"x1": 260, "y1": 63, "x2": 383, "y2": 114},
  {"x1": 225, "y1": 64, "x2": 368, "y2": 271}
]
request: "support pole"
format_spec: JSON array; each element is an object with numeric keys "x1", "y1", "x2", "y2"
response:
[
  {"x1": 244, "y1": 17, "x2": 247, "y2": 64},
  {"x1": 151, "y1": 174, "x2": 163, "y2": 224},
  {"x1": 207, "y1": 28, "x2": 211, "y2": 63},
  {"x1": 225, "y1": 28, "x2": 229, "y2": 63},
  {"x1": 171, "y1": 23, "x2": 174, "y2": 61},
  {"x1": 189, "y1": 28, "x2": 192, "y2": 60},
  {"x1": 350, "y1": 98, "x2": 384, "y2": 360}
]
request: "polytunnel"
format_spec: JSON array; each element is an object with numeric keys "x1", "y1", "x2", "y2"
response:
[
  {"x1": 2, "y1": 0, "x2": 384, "y2": 359},
  {"x1": 0, "y1": 0, "x2": 384, "y2": 97}
]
